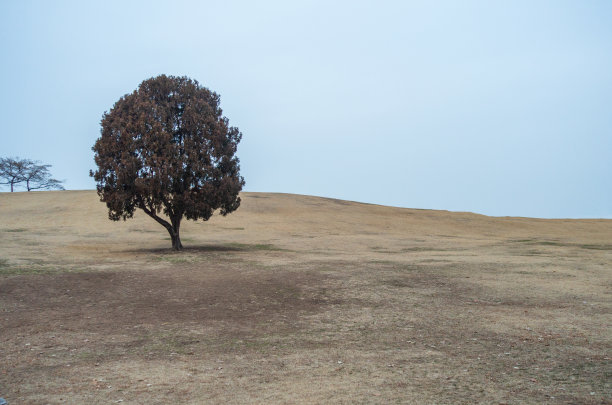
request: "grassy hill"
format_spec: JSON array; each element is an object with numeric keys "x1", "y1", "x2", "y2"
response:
[{"x1": 1, "y1": 191, "x2": 610, "y2": 403}]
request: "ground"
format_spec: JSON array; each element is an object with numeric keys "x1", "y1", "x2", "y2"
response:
[{"x1": 0, "y1": 191, "x2": 610, "y2": 404}]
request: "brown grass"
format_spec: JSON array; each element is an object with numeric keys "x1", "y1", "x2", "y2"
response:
[{"x1": 0, "y1": 190, "x2": 611, "y2": 404}]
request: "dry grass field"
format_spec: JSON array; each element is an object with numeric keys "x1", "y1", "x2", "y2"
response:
[{"x1": 0, "y1": 190, "x2": 610, "y2": 404}]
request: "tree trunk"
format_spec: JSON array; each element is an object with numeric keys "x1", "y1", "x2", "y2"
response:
[
  {"x1": 169, "y1": 228, "x2": 183, "y2": 251},
  {"x1": 139, "y1": 204, "x2": 184, "y2": 251},
  {"x1": 169, "y1": 216, "x2": 183, "y2": 251}
]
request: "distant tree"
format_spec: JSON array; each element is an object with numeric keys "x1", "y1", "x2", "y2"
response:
[
  {"x1": 90, "y1": 75, "x2": 245, "y2": 250},
  {"x1": 23, "y1": 162, "x2": 65, "y2": 191},
  {"x1": 0, "y1": 157, "x2": 28, "y2": 192},
  {"x1": 0, "y1": 157, "x2": 65, "y2": 192}
]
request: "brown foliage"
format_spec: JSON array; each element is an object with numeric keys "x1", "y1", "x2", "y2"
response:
[{"x1": 90, "y1": 75, "x2": 245, "y2": 250}]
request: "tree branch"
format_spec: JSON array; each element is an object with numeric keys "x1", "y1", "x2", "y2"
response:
[{"x1": 138, "y1": 199, "x2": 173, "y2": 231}]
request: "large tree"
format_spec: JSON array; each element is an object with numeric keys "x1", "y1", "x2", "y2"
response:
[{"x1": 90, "y1": 75, "x2": 245, "y2": 250}]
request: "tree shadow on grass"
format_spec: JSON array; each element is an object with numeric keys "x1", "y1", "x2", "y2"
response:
[{"x1": 125, "y1": 242, "x2": 287, "y2": 254}]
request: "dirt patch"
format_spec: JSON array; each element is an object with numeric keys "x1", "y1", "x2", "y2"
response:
[{"x1": 0, "y1": 265, "x2": 329, "y2": 331}]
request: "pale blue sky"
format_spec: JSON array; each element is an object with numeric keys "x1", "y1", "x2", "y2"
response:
[{"x1": 1, "y1": 0, "x2": 611, "y2": 218}]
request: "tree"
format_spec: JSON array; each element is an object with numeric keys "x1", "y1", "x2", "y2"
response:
[
  {"x1": 0, "y1": 157, "x2": 65, "y2": 192},
  {"x1": 90, "y1": 75, "x2": 245, "y2": 251},
  {"x1": 0, "y1": 157, "x2": 27, "y2": 192},
  {"x1": 23, "y1": 162, "x2": 65, "y2": 191}
]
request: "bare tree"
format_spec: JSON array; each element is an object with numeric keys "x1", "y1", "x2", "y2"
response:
[
  {"x1": 0, "y1": 157, "x2": 65, "y2": 192},
  {"x1": 0, "y1": 157, "x2": 28, "y2": 192},
  {"x1": 23, "y1": 162, "x2": 65, "y2": 191}
]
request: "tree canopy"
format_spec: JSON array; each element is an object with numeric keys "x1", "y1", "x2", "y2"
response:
[{"x1": 90, "y1": 75, "x2": 245, "y2": 250}]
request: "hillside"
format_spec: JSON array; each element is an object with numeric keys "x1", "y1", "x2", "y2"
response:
[{"x1": 1, "y1": 191, "x2": 611, "y2": 403}]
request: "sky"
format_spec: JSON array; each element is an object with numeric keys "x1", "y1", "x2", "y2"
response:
[{"x1": 1, "y1": 0, "x2": 611, "y2": 218}]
